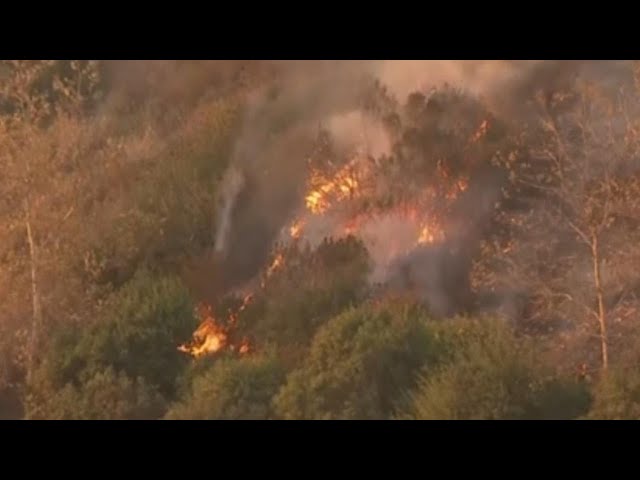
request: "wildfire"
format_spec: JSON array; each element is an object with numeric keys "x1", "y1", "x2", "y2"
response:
[
  {"x1": 446, "y1": 177, "x2": 469, "y2": 200},
  {"x1": 299, "y1": 153, "x2": 460, "y2": 249},
  {"x1": 266, "y1": 252, "x2": 284, "y2": 279},
  {"x1": 343, "y1": 220, "x2": 358, "y2": 236},
  {"x1": 178, "y1": 304, "x2": 228, "y2": 358},
  {"x1": 417, "y1": 218, "x2": 447, "y2": 245},
  {"x1": 228, "y1": 293, "x2": 254, "y2": 324},
  {"x1": 417, "y1": 224, "x2": 436, "y2": 245},
  {"x1": 178, "y1": 317, "x2": 228, "y2": 357},
  {"x1": 178, "y1": 295, "x2": 254, "y2": 359},
  {"x1": 238, "y1": 338, "x2": 250, "y2": 354},
  {"x1": 470, "y1": 119, "x2": 490, "y2": 144},
  {"x1": 289, "y1": 219, "x2": 304, "y2": 239},
  {"x1": 305, "y1": 164, "x2": 360, "y2": 214},
  {"x1": 180, "y1": 127, "x2": 483, "y2": 359}
]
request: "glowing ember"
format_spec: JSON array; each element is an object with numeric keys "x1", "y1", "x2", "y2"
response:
[
  {"x1": 238, "y1": 338, "x2": 250, "y2": 354},
  {"x1": 470, "y1": 119, "x2": 490, "y2": 143},
  {"x1": 417, "y1": 221, "x2": 445, "y2": 245},
  {"x1": 289, "y1": 219, "x2": 304, "y2": 239},
  {"x1": 241, "y1": 293, "x2": 253, "y2": 309},
  {"x1": 343, "y1": 222, "x2": 358, "y2": 236},
  {"x1": 441, "y1": 176, "x2": 469, "y2": 201},
  {"x1": 417, "y1": 225, "x2": 436, "y2": 244},
  {"x1": 266, "y1": 252, "x2": 284, "y2": 279}
]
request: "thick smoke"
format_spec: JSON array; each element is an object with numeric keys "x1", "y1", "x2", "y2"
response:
[
  {"x1": 206, "y1": 61, "x2": 632, "y2": 311},
  {"x1": 385, "y1": 167, "x2": 507, "y2": 317}
]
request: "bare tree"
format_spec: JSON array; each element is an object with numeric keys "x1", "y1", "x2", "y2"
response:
[
  {"x1": 0, "y1": 61, "x2": 100, "y2": 382},
  {"x1": 479, "y1": 74, "x2": 640, "y2": 374}
]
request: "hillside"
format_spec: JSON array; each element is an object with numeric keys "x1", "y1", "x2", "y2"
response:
[{"x1": 2, "y1": 60, "x2": 640, "y2": 420}]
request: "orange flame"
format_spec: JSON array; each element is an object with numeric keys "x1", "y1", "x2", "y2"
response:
[
  {"x1": 445, "y1": 177, "x2": 469, "y2": 200},
  {"x1": 238, "y1": 338, "x2": 250, "y2": 355},
  {"x1": 181, "y1": 138, "x2": 480, "y2": 359},
  {"x1": 178, "y1": 295, "x2": 255, "y2": 358},
  {"x1": 178, "y1": 315, "x2": 227, "y2": 358},
  {"x1": 470, "y1": 119, "x2": 490, "y2": 144},
  {"x1": 417, "y1": 222, "x2": 444, "y2": 245},
  {"x1": 305, "y1": 164, "x2": 360, "y2": 214},
  {"x1": 289, "y1": 219, "x2": 304, "y2": 239},
  {"x1": 265, "y1": 253, "x2": 284, "y2": 279}
]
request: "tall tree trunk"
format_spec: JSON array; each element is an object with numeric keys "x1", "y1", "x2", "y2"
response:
[
  {"x1": 25, "y1": 200, "x2": 41, "y2": 384},
  {"x1": 591, "y1": 232, "x2": 608, "y2": 372}
]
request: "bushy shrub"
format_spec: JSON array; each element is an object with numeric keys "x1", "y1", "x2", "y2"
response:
[
  {"x1": 237, "y1": 236, "x2": 371, "y2": 360},
  {"x1": 166, "y1": 353, "x2": 285, "y2": 420},
  {"x1": 587, "y1": 367, "x2": 640, "y2": 420},
  {"x1": 26, "y1": 367, "x2": 164, "y2": 420},
  {"x1": 274, "y1": 300, "x2": 437, "y2": 419},
  {"x1": 29, "y1": 269, "x2": 197, "y2": 407},
  {"x1": 407, "y1": 318, "x2": 590, "y2": 420}
]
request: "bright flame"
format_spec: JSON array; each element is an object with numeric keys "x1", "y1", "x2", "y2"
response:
[
  {"x1": 178, "y1": 316, "x2": 227, "y2": 358},
  {"x1": 181, "y1": 135, "x2": 481, "y2": 359},
  {"x1": 418, "y1": 225, "x2": 435, "y2": 244},
  {"x1": 305, "y1": 164, "x2": 360, "y2": 214},
  {"x1": 178, "y1": 295, "x2": 255, "y2": 358}
]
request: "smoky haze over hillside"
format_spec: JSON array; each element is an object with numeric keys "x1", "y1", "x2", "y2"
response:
[
  {"x1": 4, "y1": 60, "x2": 640, "y2": 421},
  {"x1": 199, "y1": 60, "x2": 631, "y2": 298}
]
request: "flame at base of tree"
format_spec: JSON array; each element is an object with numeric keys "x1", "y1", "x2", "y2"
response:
[
  {"x1": 179, "y1": 116, "x2": 490, "y2": 359},
  {"x1": 305, "y1": 162, "x2": 360, "y2": 214},
  {"x1": 178, "y1": 316, "x2": 227, "y2": 357},
  {"x1": 178, "y1": 296, "x2": 253, "y2": 358}
]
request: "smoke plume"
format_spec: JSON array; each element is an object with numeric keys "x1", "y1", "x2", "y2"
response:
[
  {"x1": 200, "y1": 61, "x2": 632, "y2": 312},
  {"x1": 214, "y1": 166, "x2": 245, "y2": 255}
]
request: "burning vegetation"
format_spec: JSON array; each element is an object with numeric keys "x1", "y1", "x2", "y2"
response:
[
  {"x1": 6, "y1": 60, "x2": 640, "y2": 421},
  {"x1": 178, "y1": 296, "x2": 253, "y2": 358},
  {"x1": 179, "y1": 98, "x2": 493, "y2": 359}
]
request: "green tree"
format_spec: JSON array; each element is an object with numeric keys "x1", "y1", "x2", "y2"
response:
[
  {"x1": 273, "y1": 300, "x2": 437, "y2": 419},
  {"x1": 28, "y1": 269, "x2": 197, "y2": 409},
  {"x1": 408, "y1": 318, "x2": 590, "y2": 420},
  {"x1": 26, "y1": 367, "x2": 164, "y2": 420},
  {"x1": 237, "y1": 236, "x2": 371, "y2": 362},
  {"x1": 166, "y1": 353, "x2": 285, "y2": 420}
]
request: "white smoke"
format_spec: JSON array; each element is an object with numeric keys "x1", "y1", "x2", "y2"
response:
[
  {"x1": 214, "y1": 61, "x2": 633, "y2": 296},
  {"x1": 214, "y1": 166, "x2": 245, "y2": 255}
]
